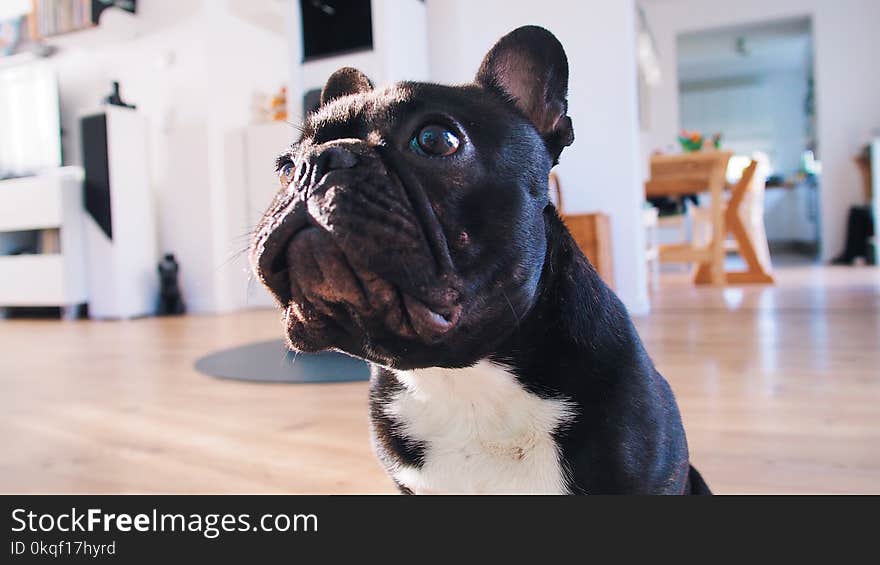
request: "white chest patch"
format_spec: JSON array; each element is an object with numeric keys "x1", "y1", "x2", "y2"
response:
[{"x1": 384, "y1": 361, "x2": 577, "y2": 494}]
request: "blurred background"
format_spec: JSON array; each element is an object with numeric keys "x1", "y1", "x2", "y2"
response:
[{"x1": 0, "y1": 0, "x2": 877, "y2": 494}]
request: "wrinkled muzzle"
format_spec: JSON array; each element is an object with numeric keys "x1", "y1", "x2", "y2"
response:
[{"x1": 251, "y1": 141, "x2": 462, "y2": 352}]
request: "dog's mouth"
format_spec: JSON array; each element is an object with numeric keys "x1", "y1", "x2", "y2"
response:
[{"x1": 279, "y1": 226, "x2": 462, "y2": 345}]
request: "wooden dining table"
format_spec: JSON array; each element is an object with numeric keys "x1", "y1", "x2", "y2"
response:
[{"x1": 645, "y1": 151, "x2": 774, "y2": 286}]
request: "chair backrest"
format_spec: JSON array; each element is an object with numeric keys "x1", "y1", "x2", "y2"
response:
[
  {"x1": 727, "y1": 160, "x2": 758, "y2": 222},
  {"x1": 739, "y1": 155, "x2": 766, "y2": 223},
  {"x1": 547, "y1": 171, "x2": 615, "y2": 288},
  {"x1": 748, "y1": 152, "x2": 770, "y2": 193},
  {"x1": 549, "y1": 171, "x2": 564, "y2": 211}
]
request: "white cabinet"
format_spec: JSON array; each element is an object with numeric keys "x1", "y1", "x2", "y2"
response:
[{"x1": 0, "y1": 167, "x2": 87, "y2": 314}]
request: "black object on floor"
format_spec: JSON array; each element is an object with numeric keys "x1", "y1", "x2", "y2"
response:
[
  {"x1": 156, "y1": 253, "x2": 185, "y2": 316},
  {"x1": 195, "y1": 339, "x2": 370, "y2": 383},
  {"x1": 832, "y1": 205, "x2": 875, "y2": 265}
]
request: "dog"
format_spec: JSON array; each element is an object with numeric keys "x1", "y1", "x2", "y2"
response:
[{"x1": 251, "y1": 26, "x2": 710, "y2": 494}]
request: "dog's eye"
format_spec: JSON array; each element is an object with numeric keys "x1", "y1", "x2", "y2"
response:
[
  {"x1": 278, "y1": 160, "x2": 295, "y2": 185},
  {"x1": 411, "y1": 124, "x2": 460, "y2": 157}
]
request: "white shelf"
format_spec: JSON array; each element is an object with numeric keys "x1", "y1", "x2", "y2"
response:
[
  {"x1": 0, "y1": 255, "x2": 68, "y2": 306},
  {"x1": 0, "y1": 170, "x2": 74, "y2": 231},
  {"x1": 0, "y1": 52, "x2": 40, "y2": 69},
  {"x1": 0, "y1": 167, "x2": 87, "y2": 310}
]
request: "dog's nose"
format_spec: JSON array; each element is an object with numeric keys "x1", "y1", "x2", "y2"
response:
[{"x1": 310, "y1": 145, "x2": 358, "y2": 181}]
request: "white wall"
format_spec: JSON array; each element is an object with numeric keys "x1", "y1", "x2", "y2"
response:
[
  {"x1": 200, "y1": 3, "x2": 290, "y2": 312},
  {"x1": 426, "y1": 0, "x2": 649, "y2": 314},
  {"x1": 680, "y1": 70, "x2": 817, "y2": 243},
  {"x1": 681, "y1": 70, "x2": 809, "y2": 176},
  {"x1": 641, "y1": 0, "x2": 880, "y2": 261}
]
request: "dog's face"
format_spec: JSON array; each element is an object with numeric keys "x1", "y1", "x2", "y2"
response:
[{"x1": 251, "y1": 26, "x2": 573, "y2": 369}]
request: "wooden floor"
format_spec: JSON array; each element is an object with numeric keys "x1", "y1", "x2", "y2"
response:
[{"x1": 1, "y1": 265, "x2": 878, "y2": 494}]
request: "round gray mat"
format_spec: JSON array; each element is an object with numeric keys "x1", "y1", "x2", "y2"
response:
[{"x1": 195, "y1": 339, "x2": 370, "y2": 383}]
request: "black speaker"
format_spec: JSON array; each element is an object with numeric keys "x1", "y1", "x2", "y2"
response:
[
  {"x1": 80, "y1": 113, "x2": 112, "y2": 240},
  {"x1": 301, "y1": 0, "x2": 373, "y2": 61}
]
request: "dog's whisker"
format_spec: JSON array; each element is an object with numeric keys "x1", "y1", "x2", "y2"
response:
[
  {"x1": 216, "y1": 246, "x2": 252, "y2": 272},
  {"x1": 500, "y1": 289, "x2": 521, "y2": 329}
]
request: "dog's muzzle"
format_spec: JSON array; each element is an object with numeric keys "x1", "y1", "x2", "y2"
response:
[{"x1": 251, "y1": 141, "x2": 462, "y2": 349}]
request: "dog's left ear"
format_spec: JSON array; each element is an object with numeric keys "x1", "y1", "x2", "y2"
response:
[
  {"x1": 476, "y1": 26, "x2": 574, "y2": 163},
  {"x1": 320, "y1": 67, "x2": 374, "y2": 107}
]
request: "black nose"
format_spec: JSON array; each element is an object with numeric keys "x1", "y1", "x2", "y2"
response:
[{"x1": 310, "y1": 145, "x2": 358, "y2": 182}]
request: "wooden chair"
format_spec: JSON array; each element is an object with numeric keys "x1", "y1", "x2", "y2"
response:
[
  {"x1": 693, "y1": 155, "x2": 773, "y2": 276},
  {"x1": 643, "y1": 206, "x2": 660, "y2": 291},
  {"x1": 656, "y1": 208, "x2": 691, "y2": 272},
  {"x1": 690, "y1": 160, "x2": 774, "y2": 284},
  {"x1": 550, "y1": 172, "x2": 615, "y2": 288},
  {"x1": 645, "y1": 151, "x2": 774, "y2": 285},
  {"x1": 646, "y1": 151, "x2": 732, "y2": 285}
]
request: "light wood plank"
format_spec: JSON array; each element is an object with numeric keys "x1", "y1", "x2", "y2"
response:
[
  {"x1": 645, "y1": 178, "x2": 710, "y2": 197},
  {"x1": 659, "y1": 243, "x2": 712, "y2": 263}
]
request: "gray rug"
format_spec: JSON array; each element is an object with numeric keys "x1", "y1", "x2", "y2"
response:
[{"x1": 195, "y1": 339, "x2": 370, "y2": 383}]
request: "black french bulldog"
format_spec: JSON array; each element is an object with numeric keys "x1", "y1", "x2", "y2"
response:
[{"x1": 251, "y1": 26, "x2": 710, "y2": 494}]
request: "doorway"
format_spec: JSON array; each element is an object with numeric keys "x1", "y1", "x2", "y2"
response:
[{"x1": 676, "y1": 17, "x2": 820, "y2": 266}]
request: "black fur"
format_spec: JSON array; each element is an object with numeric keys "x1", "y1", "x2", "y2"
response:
[
  {"x1": 251, "y1": 26, "x2": 709, "y2": 494},
  {"x1": 321, "y1": 67, "x2": 374, "y2": 106}
]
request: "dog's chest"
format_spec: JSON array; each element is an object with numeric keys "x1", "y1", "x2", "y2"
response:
[{"x1": 381, "y1": 361, "x2": 576, "y2": 494}]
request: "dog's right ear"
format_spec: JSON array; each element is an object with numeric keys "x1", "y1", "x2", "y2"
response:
[
  {"x1": 320, "y1": 67, "x2": 374, "y2": 107},
  {"x1": 476, "y1": 26, "x2": 574, "y2": 163}
]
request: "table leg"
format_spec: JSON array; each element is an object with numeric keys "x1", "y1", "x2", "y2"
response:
[
  {"x1": 723, "y1": 179, "x2": 774, "y2": 284},
  {"x1": 709, "y1": 167, "x2": 726, "y2": 286},
  {"x1": 694, "y1": 160, "x2": 774, "y2": 285}
]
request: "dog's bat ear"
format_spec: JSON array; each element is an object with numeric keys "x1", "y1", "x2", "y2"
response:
[
  {"x1": 320, "y1": 67, "x2": 374, "y2": 106},
  {"x1": 476, "y1": 26, "x2": 574, "y2": 163}
]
